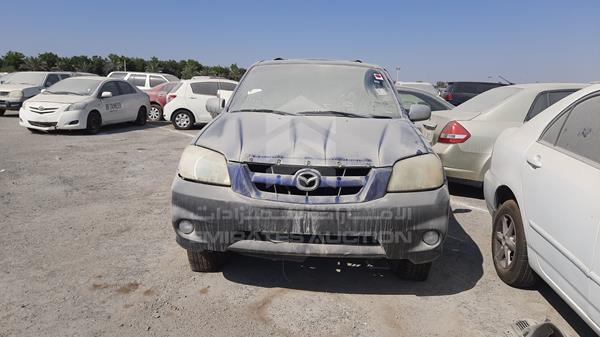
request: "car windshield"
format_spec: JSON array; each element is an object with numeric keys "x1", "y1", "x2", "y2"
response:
[
  {"x1": 228, "y1": 63, "x2": 402, "y2": 118},
  {"x1": 4, "y1": 72, "x2": 46, "y2": 85},
  {"x1": 44, "y1": 78, "x2": 102, "y2": 96},
  {"x1": 453, "y1": 87, "x2": 522, "y2": 112}
]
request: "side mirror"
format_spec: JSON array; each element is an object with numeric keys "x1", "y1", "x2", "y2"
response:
[
  {"x1": 408, "y1": 104, "x2": 431, "y2": 122},
  {"x1": 206, "y1": 97, "x2": 225, "y2": 118},
  {"x1": 100, "y1": 91, "x2": 112, "y2": 99}
]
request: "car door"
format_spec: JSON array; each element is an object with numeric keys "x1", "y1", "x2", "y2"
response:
[
  {"x1": 187, "y1": 81, "x2": 219, "y2": 121},
  {"x1": 116, "y1": 81, "x2": 139, "y2": 121},
  {"x1": 97, "y1": 81, "x2": 124, "y2": 124},
  {"x1": 522, "y1": 94, "x2": 600, "y2": 318}
]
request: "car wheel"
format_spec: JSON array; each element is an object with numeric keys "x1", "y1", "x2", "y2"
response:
[
  {"x1": 172, "y1": 110, "x2": 194, "y2": 130},
  {"x1": 86, "y1": 111, "x2": 102, "y2": 135},
  {"x1": 187, "y1": 250, "x2": 229, "y2": 272},
  {"x1": 0, "y1": 109, "x2": 5, "y2": 116},
  {"x1": 391, "y1": 260, "x2": 431, "y2": 281},
  {"x1": 148, "y1": 104, "x2": 162, "y2": 121},
  {"x1": 134, "y1": 107, "x2": 147, "y2": 126},
  {"x1": 492, "y1": 200, "x2": 538, "y2": 288}
]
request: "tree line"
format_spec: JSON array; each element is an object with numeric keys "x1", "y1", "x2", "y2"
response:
[{"x1": 0, "y1": 51, "x2": 246, "y2": 81}]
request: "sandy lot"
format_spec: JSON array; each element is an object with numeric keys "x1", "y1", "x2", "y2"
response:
[{"x1": 0, "y1": 113, "x2": 595, "y2": 337}]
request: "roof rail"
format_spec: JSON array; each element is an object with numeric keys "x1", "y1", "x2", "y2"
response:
[
  {"x1": 353, "y1": 59, "x2": 362, "y2": 63},
  {"x1": 273, "y1": 57, "x2": 285, "y2": 61}
]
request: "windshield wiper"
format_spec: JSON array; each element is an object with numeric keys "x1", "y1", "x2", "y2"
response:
[
  {"x1": 229, "y1": 109, "x2": 297, "y2": 116},
  {"x1": 297, "y1": 110, "x2": 370, "y2": 118}
]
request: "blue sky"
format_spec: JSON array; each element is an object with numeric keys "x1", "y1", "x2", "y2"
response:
[{"x1": 2, "y1": 0, "x2": 599, "y2": 83}]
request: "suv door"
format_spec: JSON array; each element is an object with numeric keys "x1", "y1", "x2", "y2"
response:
[
  {"x1": 98, "y1": 81, "x2": 124, "y2": 124},
  {"x1": 522, "y1": 94, "x2": 600, "y2": 319},
  {"x1": 188, "y1": 81, "x2": 219, "y2": 121}
]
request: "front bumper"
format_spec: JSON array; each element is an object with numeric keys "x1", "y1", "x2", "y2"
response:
[
  {"x1": 483, "y1": 170, "x2": 499, "y2": 217},
  {"x1": 19, "y1": 107, "x2": 86, "y2": 131},
  {"x1": 172, "y1": 176, "x2": 450, "y2": 263},
  {"x1": 0, "y1": 98, "x2": 23, "y2": 110}
]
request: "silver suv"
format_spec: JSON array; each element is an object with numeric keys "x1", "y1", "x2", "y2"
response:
[{"x1": 171, "y1": 59, "x2": 449, "y2": 281}]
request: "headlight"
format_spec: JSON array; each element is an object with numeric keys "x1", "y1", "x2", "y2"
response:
[
  {"x1": 178, "y1": 145, "x2": 230, "y2": 186},
  {"x1": 66, "y1": 102, "x2": 88, "y2": 111},
  {"x1": 9, "y1": 90, "x2": 23, "y2": 98},
  {"x1": 387, "y1": 154, "x2": 444, "y2": 192}
]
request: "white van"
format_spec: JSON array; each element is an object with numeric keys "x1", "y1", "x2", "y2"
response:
[{"x1": 107, "y1": 71, "x2": 179, "y2": 91}]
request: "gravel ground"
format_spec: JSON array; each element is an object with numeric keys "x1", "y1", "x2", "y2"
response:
[{"x1": 0, "y1": 114, "x2": 596, "y2": 337}]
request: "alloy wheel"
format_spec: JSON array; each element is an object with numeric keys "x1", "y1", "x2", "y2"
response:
[{"x1": 494, "y1": 214, "x2": 516, "y2": 269}]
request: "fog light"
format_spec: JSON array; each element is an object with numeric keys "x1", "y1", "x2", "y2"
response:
[
  {"x1": 69, "y1": 120, "x2": 79, "y2": 125},
  {"x1": 422, "y1": 230, "x2": 440, "y2": 246},
  {"x1": 179, "y1": 220, "x2": 194, "y2": 234}
]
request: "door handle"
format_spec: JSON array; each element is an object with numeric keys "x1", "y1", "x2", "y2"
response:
[{"x1": 527, "y1": 154, "x2": 543, "y2": 169}]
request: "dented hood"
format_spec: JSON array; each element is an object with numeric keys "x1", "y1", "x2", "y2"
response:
[{"x1": 195, "y1": 112, "x2": 429, "y2": 167}]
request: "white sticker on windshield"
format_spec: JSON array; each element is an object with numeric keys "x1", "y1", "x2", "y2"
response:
[{"x1": 248, "y1": 88, "x2": 263, "y2": 95}]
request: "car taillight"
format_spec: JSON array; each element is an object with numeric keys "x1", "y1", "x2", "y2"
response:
[
  {"x1": 438, "y1": 121, "x2": 471, "y2": 143},
  {"x1": 443, "y1": 92, "x2": 453, "y2": 102}
]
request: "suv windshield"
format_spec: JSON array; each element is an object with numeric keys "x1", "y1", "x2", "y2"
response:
[
  {"x1": 228, "y1": 63, "x2": 402, "y2": 118},
  {"x1": 45, "y1": 78, "x2": 102, "y2": 96},
  {"x1": 4, "y1": 72, "x2": 46, "y2": 86},
  {"x1": 453, "y1": 87, "x2": 522, "y2": 112}
]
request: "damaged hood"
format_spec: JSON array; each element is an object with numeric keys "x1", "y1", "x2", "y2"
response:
[{"x1": 195, "y1": 112, "x2": 429, "y2": 167}]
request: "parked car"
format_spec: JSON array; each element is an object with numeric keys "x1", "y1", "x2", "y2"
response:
[
  {"x1": 484, "y1": 84, "x2": 600, "y2": 334},
  {"x1": 106, "y1": 71, "x2": 179, "y2": 91},
  {"x1": 19, "y1": 76, "x2": 149, "y2": 134},
  {"x1": 442, "y1": 81, "x2": 507, "y2": 105},
  {"x1": 397, "y1": 87, "x2": 454, "y2": 112},
  {"x1": 163, "y1": 78, "x2": 237, "y2": 129},
  {"x1": 424, "y1": 83, "x2": 587, "y2": 186},
  {"x1": 395, "y1": 81, "x2": 439, "y2": 96},
  {"x1": 0, "y1": 72, "x2": 11, "y2": 84},
  {"x1": 0, "y1": 71, "x2": 74, "y2": 115},
  {"x1": 171, "y1": 59, "x2": 448, "y2": 281},
  {"x1": 146, "y1": 81, "x2": 181, "y2": 121}
]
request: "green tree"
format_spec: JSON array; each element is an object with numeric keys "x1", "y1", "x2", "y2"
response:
[
  {"x1": 2, "y1": 51, "x2": 26, "y2": 71},
  {"x1": 145, "y1": 57, "x2": 161, "y2": 73},
  {"x1": 180, "y1": 59, "x2": 202, "y2": 79},
  {"x1": 38, "y1": 52, "x2": 60, "y2": 70},
  {"x1": 21, "y1": 56, "x2": 45, "y2": 71}
]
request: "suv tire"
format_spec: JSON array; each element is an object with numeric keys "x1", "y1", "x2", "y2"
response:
[{"x1": 172, "y1": 110, "x2": 194, "y2": 130}]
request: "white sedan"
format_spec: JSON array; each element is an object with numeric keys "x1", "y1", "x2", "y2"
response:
[
  {"x1": 484, "y1": 84, "x2": 600, "y2": 334},
  {"x1": 19, "y1": 76, "x2": 150, "y2": 134}
]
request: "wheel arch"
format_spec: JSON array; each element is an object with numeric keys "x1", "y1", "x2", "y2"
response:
[
  {"x1": 495, "y1": 185, "x2": 517, "y2": 208},
  {"x1": 87, "y1": 109, "x2": 102, "y2": 126}
]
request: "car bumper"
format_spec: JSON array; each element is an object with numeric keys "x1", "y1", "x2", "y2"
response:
[
  {"x1": 171, "y1": 176, "x2": 450, "y2": 263},
  {"x1": 19, "y1": 108, "x2": 86, "y2": 131},
  {"x1": 0, "y1": 99, "x2": 23, "y2": 110},
  {"x1": 483, "y1": 170, "x2": 499, "y2": 217},
  {"x1": 433, "y1": 143, "x2": 490, "y2": 183}
]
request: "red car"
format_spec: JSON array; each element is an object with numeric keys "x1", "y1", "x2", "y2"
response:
[{"x1": 146, "y1": 81, "x2": 180, "y2": 121}]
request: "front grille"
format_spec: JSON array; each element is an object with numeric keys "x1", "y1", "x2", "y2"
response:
[
  {"x1": 28, "y1": 121, "x2": 57, "y2": 128},
  {"x1": 29, "y1": 106, "x2": 58, "y2": 114},
  {"x1": 0, "y1": 92, "x2": 8, "y2": 96},
  {"x1": 246, "y1": 163, "x2": 370, "y2": 197}
]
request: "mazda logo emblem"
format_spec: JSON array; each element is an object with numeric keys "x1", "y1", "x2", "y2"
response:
[{"x1": 295, "y1": 168, "x2": 321, "y2": 192}]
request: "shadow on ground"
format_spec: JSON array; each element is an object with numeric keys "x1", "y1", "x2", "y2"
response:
[
  {"x1": 538, "y1": 283, "x2": 597, "y2": 336},
  {"x1": 222, "y1": 214, "x2": 483, "y2": 296}
]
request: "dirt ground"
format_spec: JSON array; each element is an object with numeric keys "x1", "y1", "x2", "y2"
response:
[{"x1": 0, "y1": 113, "x2": 596, "y2": 337}]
